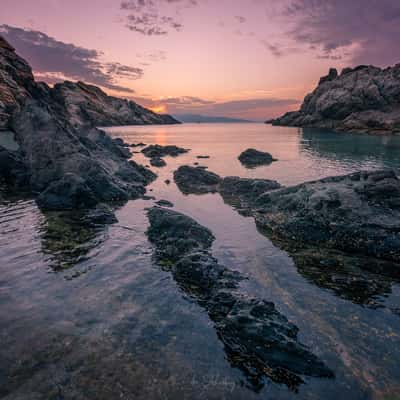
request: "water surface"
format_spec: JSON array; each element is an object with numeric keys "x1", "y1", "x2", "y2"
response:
[{"x1": 1, "y1": 123, "x2": 400, "y2": 399}]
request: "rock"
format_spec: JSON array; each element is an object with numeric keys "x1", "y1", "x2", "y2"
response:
[
  {"x1": 0, "y1": 145, "x2": 28, "y2": 186},
  {"x1": 220, "y1": 176, "x2": 281, "y2": 209},
  {"x1": 164, "y1": 179, "x2": 171, "y2": 185},
  {"x1": 81, "y1": 203, "x2": 118, "y2": 226},
  {"x1": 269, "y1": 64, "x2": 400, "y2": 134},
  {"x1": 146, "y1": 207, "x2": 333, "y2": 390},
  {"x1": 155, "y1": 199, "x2": 174, "y2": 207},
  {"x1": 173, "y1": 165, "x2": 221, "y2": 194},
  {"x1": 36, "y1": 173, "x2": 99, "y2": 210},
  {"x1": 238, "y1": 148, "x2": 277, "y2": 168},
  {"x1": 197, "y1": 155, "x2": 210, "y2": 159},
  {"x1": 141, "y1": 144, "x2": 189, "y2": 158},
  {"x1": 248, "y1": 170, "x2": 400, "y2": 264},
  {"x1": 0, "y1": 35, "x2": 157, "y2": 211},
  {"x1": 52, "y1": 81, "x2": 180, "y2": 128},
  {"x1": 149, "y1": 157, "x2": 166, "y2": 167}
]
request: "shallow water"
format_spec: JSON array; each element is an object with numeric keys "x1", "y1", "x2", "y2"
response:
[{"x1": 1, "y1": 123, "x2": 400, "y2": 399}]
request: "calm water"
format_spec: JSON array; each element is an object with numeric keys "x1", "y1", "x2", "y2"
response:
[{"x1": 1, "y1": 123, "x2": 400, "y2": 399}]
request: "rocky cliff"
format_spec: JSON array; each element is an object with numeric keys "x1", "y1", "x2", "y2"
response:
[
  {"x1": 269, "y1": 65, "x2": 400, "y2": 134},
  {"x1": 0, "y1": 35, "x2": 156, "y2": 211},
  {"x1": 53, "y1": 81, "x2": 179, "y2": 128}
]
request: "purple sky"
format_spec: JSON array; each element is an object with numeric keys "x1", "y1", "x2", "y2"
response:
[{"x1": 1, "y1": 0, "x2": 399, "y2": 120}]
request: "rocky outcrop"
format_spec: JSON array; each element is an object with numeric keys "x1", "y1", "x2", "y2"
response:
[
  {"x1": 141, "y1": 144, "x2": 189, "y2": 158},
  {"x1": 269, "y1": 65, "x2": 400, "y2": 134},
  {"x1": 0, "y1": 36, "x2": 156, "y2": 211},
  {"x1": 53, "y1": 81, "x2": 180, "y2": 128},
  {"x1": 238, "y1": 148, "x2": 277, "y2": 168},
  {"x1": 254, "y1": 170, "x2": 400, "y2": 263},
  {"x1": 173, "y1": 165, "x2": 221, "y2": 194},
  {"x1": 146, "y1": 207, "x2": 333, "y2": 390}
]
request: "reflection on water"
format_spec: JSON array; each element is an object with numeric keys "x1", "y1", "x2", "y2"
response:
[{"x1": 1, "y1": 123, "x2": 400, "y2": 399}]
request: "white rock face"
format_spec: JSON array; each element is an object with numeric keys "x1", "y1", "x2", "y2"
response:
[{"x1": 270, "y1": 65, "x2": 400, "y2": 134}]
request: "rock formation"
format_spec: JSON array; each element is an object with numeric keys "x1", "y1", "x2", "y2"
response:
[
  {"x1": 269, "y1": 65, "x2": 400, "y2": 134},
  {"x1": 146, "y1": 207, "x2": 333, "y2": 390},
  {"x1": 53, "y1": 81, "x2": 179, "y2": 128},
  {"x1": 0, "y1": 35, "x2": 164, "y2": 211}
]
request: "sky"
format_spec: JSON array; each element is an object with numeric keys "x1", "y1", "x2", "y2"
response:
[{"x1": 1, "y1": 0, "x2": 399, "y2": 120}]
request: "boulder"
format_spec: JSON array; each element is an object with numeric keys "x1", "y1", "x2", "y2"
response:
[
  {"x1": 173, "y1": 165, "x2": 221, "y2": 194},
  {"x1": 150, "y1": 157, "x2": 166, "y2": 167},
  {"x1": 238, "y1": 148, "x2": 277, "y2": 168}
]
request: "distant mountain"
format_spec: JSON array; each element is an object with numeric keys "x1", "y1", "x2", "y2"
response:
[{"x1": 173, "y1": 114, "x2": 252, "y2": 123}]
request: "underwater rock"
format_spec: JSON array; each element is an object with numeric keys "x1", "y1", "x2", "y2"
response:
[{"x1": 146, "y1": 207, "x2": 333, "y2": 390}]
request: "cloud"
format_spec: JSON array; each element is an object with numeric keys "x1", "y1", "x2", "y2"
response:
[
  {"x1": 0, "y1": 25, "x2": 143, "y2": 93},
  {"x1": 282, "y1": 0, "x2": 400, "y2": 65},
  {"x1": 120, "y1": 0, "x2": 198, "y2": 35},
  {"x1": 261, "y1": 40, "x2": 283, "y2": 57},
  {"x1": 133, "y1": 95, "x2": 299, "y2": 120}
]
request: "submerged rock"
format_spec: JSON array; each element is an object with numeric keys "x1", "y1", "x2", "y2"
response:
[
  {"x1": 141, "y1": 144, "x2": 189, "y2": 158},
  {"x1": 238, "y1": 148, "x2": 277, "y2": 168},
  {"x1": 173, "y1": 165, "x2": 221, "y2": 194},
  {"x1": 146, "y1": 207, "x2": 333, "y2": 390},
  {"x1": 149, "y1": 157, "x2": 166, "y2": 167},
  {"x1": 269, "y1": 65, "x2": 400, "y2": 134}
]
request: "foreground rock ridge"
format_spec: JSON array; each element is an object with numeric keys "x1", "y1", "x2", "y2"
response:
[
  {"x1": 146, "y1": 206, "x2": 333, "y2": 390},
  {"x1": 269, "y1": 65, "x2": 400, "y2": 134},
  {"x1": 0, "y1": 36, "x2": 172, "y2": 211}
]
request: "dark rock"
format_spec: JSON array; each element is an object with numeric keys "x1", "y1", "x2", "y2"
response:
[
  {"x1": 146, "y1": 207, "x2": 333, "y2": 390},
  {"x1": 0, "y1": 35, "x2": 157, "y2": 211},
  {"x1": 155, "y1": 199, "x2": 174, "y2": 207},
  {"x1": 220, "y1": 176, "x2": 281, "y2": 209},
  {"x1": 228, "y1": 170, "x2": 400, "y2": 265},
  {"x1": 238, "y1": 148, "x2": 277, "y2": 168},
  {"x1": 150, "y1": 157, "x2": 167, "y2": 167},
  {"x1": 197, "y1": 155, "x2": 210, "y2": 159},
  {"x1": 269, "y1": 64, "x2": 400, "y2": 134},
  {"x1": 164, "y1": 179, "x2": 171, "y2": 185},
  {"x1": 0, "y1": 145, "x2": 28, "y2": 186},
  {"x1": 142, "y1": 195, "x2": 156, "y2": 201},
  {"x1": 173, "y1": 165, "x2": 221, "y2": 194},
  {"x1": 81, "y1": 203, "x2": 118, "y2": 226},
  {"x1": 141, "y1": 144, "x2": 189, "y2": 158}
]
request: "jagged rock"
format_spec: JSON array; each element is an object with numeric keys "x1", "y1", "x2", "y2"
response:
[
  {"x1": 0, "y1": 35, "x2": 157, "y2": 210},
  {"x1": 52, "y1": 81, "x2": 180, "y2": 128},
  {"x1": 245, "y1": 170, "x2": 400, "y2": 264},
  {"x1": 238, "y1": 148, "x2": 277, "y2": 168},
  {"x1": 173, "y1": 165, "x2": 221, "y2": 194},
  {"x1": 146, "y1": 207, "x2": 333, "y2": 390},
  {"x1": 270, "y1": 64, "x2": 400, "y2": 134},
  {"x1": 0, "y1": 145, "x2": 28, "y2": 186},
  {"x1": 141, "y1": 144, "x2": 189, "y2": 158},
  {"x1": 150, "y1": 157, "x2": 166, "y2": 167},
  {"x1": 130, "y1": 142, "x2": 146, "y2": 147}
]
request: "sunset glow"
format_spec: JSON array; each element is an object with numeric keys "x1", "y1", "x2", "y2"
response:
[{"x1": 1, "y1": 1, "x2": 399, "y2": 120}]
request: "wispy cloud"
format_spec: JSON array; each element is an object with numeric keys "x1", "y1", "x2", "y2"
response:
[
  {"x1": 282, "y1": 0, "x2": 400, "y2": 65},
  {"x1": 120, "y1": 0, "x2": 198, "y2": 35},
  {"x1": 0, "y1": 25, "x2": 143, "y2": 93}
]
